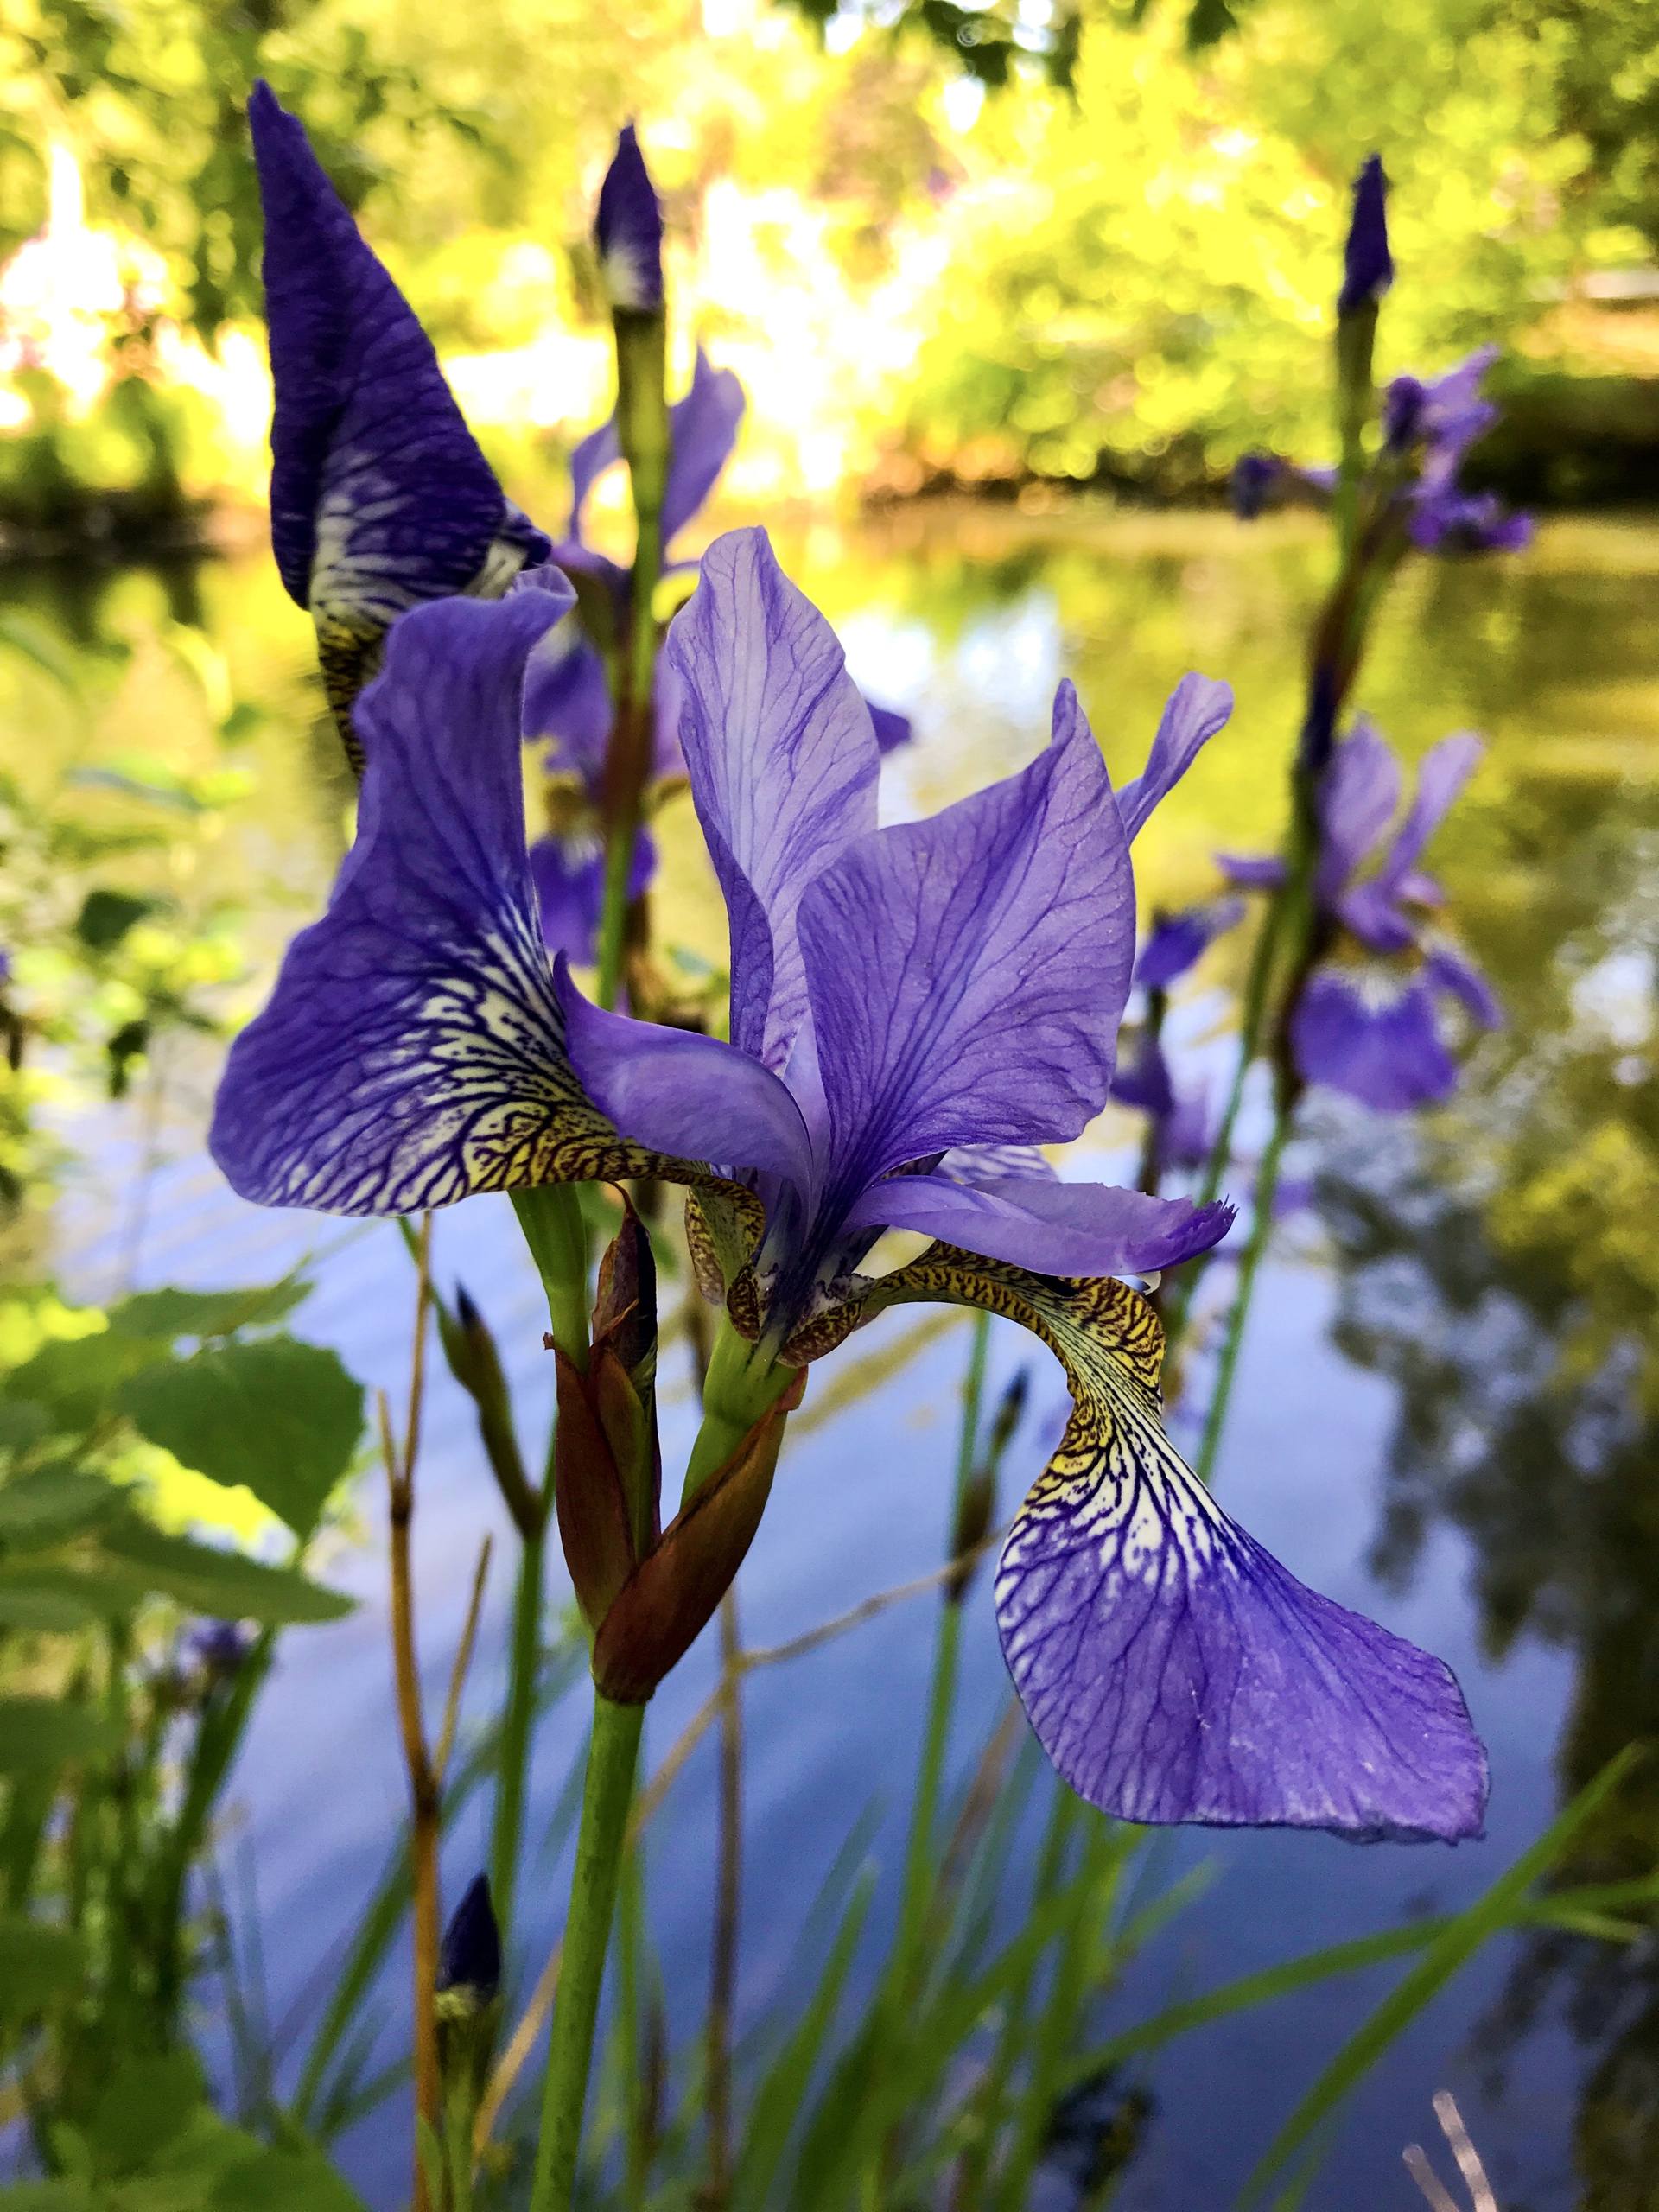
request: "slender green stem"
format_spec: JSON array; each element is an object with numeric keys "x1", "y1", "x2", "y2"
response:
[
  {"x1": 889, "y1": 1314, "x2": 988, "y2": 1998},
  {"x1": 595, "y1": 502, "x2": 664, "y2": 1012},
  {"x1": 512, "y1": 1184, "x2": 591, "y2": 1368},
  {"x1": 529, "y1": 1692, "x2": 646, "y2": 2212},
  {"x1": 957, "y1": 1783, "x2": 1076, "y2": 2205},
  {"x1": 1192, "y1": 1100, "x2": 1294, "y2": 1488},
  {"x1": 489, "y1": 1522, "x2": 546, "y2": 1949}
]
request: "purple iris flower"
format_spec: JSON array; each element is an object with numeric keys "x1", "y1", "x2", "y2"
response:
[
  {"x1": 1338, "y1": 153, "x2": 1393, "y2": 317},
  {"x1": 1385, "y1": 350, "x2": 1533, "y2": 554},
  {"x1": 1133, "y1": 898, "x2": 1244, "y2": 993},
  {"x1": 247, "y1": 84, "x2": 548, "y2": 761},
  {"x1": 595, "y1": 124, "x2": 664, "y2": 315},
  {"x1": 209, "y1": 531, "x2": 1485, "y2": 1841},
  {"x1": 1221, "y1": 718, "x2": 1502, "y2": 1110},
  {"x1": 524, "y1": 353, "x2": 912, "y2": 959},
  {"x1": 1111, "y1": 1028, "x2": 1213, "y2": 1173}
]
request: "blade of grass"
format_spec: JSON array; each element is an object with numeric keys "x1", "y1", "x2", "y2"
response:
[{"x1": 1241, "y1": 1745, "x2": 1643, "y2": 2205}]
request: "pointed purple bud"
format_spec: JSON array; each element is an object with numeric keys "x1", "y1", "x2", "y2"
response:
[
  {"x1": 1338, "y1": 154, "x2": 1393, "y2": 317},
  {"x1": 436, "y1": 1873, "x2": 500, "y2": 2010},
  {"x1": 595, "y1": 124, "x2": 664, "y2": 315}
]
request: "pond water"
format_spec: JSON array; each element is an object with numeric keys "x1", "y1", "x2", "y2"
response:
[{"x1": 6, "y1": 503, "x2": 1659, "y2": 2209}]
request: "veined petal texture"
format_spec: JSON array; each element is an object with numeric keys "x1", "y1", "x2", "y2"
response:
[{"x1": 866, "y1": 1250, "x2": 1488, "y2": 1840}]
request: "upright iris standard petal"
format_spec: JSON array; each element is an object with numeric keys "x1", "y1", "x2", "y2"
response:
[
  {"x1": 1291, "y1": 969, "x2": 1457, "y2": 1110},
  {"x1": 595, "y1": 124, "x2": 664, "y2": 315},
  {"x1": 661, "y1": 349, "x2": 747, "y2": 550},
  {"x1": 248, "y1": 83, "x2": 546, "y2": 756},
  {"x1": 799, "y1": 681, "x2": 1133, "y2": 1192},
  {"x1": 1338, "y1": 152, "x2": 1393, "y2": 317},
  {"x1": 841, "y1": 1173, "x2": 1233, "y2": 1279},
  {"x1": 662, "y1": 529, "x2": 880, "y2": 1069},
  {"x1": 523, "y1": 618, "x2": 614, "y2": 781},
  {"x1": 1314, "y1": 716, "x2": 1401, "y2": 904},
  {"x1": 859, "y1": 1252, "x2": 1486, "y2": 1840},
  {"x1": 1114, "y1": 674, "x2": 1235, "y2": 844}
]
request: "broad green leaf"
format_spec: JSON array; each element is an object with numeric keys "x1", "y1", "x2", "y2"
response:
[
  {"x1": 108, "y1": 1282, "x2": 308, "y2": 1343},
  {"x1": 88, "y1": 2051, "x2": 207, "y2": 2178},
  {"x1": 119, "y1": 1338, "x2": 363, "y2": 1540},
  {"x1": 208, "y1": 2149, "x2": 367, "y2": 2211},
  {"x1": 8, "y1": 1330, "x2": 162, "y2": 1433},
  {"x1": 0, "y1": 1697, "x2": 120, "y2": 1773},
  {"x1": 93, "y1": 1521, "x2": 353, "y2": 1625},
  {"x1": 0, "y1": 1400, "x2": 50, "y2": 1452},
  {"x1": 0, "y1": 1467, "x2": 122, "y2": 1548},
  {"x1": 74, "y1": 888, "x2": 159, "y2": 951},
  {"x1": 0, "y1": 1586, "x2": 103, "y2": 1632},
  {"x1": 0, "y1": 1913, "x2": 86, "y2": 2014}
]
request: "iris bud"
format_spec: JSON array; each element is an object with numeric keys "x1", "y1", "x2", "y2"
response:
[
  {"x1": 436, "y1": 1872, "x2": 501, "y2": 2017},
  {"x1": 1338, "y1": 153, "x2": 1392, "y2": 319}
]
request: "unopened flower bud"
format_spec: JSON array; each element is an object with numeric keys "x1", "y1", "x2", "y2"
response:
[
  {"x1": 1338, "y1": 153, "x2": 1392, "y2": 318},
  {"x1": 436, "y1": 1872, "x2": 500, "y2": 2017},
  {"x1": 595, "y1": 124, "x2": 664, "y2": 316}
]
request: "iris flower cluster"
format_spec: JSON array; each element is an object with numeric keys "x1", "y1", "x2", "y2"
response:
[{"x1": 219, "y1": 96, "x2": 1488, "y2": 1844}]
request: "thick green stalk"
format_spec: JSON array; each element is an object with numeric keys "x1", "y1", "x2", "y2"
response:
[
  {"x1": 489, "y1": 1522, "x2": 546, "y2": 1948},
  {"x1": 529, "y1": 1692, "x2": 646, "y2": 2211},
  {"x1": 681, "y1": 1317, "x2": 793, "y2": 1499},
  {"x1": 512, "y1": 1185, "x2": 591, "y2": 1368},
  {"x1": 594, "y1": 496, "x2": 664, "y2": 1012}
]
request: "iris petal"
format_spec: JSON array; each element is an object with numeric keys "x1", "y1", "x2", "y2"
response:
[
  {"x1": 249, "y1": 84, "x2": 545, "y2": 756},
  {"x1": 662, "y1": 528, "x2": 880, "y2": 1070},
  {"x1": 799, "y1": 680, "x2": 1132, "y2": 1192},
  {"x1": 1292, "y1": 969, "x2": 1458, "y2": 1110},
  {"x1": 1315, "y1": 717, "x2": 1401, "y2": 902},
  {"x1": 861, "y1": 1251, "x2": 1488, "y2": 1840},
  {"x1": 842, "y1": 1173, "x2": 1232, "y2": 1278},
  {"x1": 209, "y1": 586, "x2": 747, "y2": 1226},
  {"x1": 1115, "y1": 673, "x2": 1234, "y2": 844},
  {"x1": 555, "y1": 960, "x2": 817, "y2": 1196}
]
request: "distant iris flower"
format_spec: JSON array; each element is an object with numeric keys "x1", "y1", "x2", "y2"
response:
[
  {"x1": 1221, "y1": 719, "x2": 1502, "y2": 1110},
  {"x1": 212, "y1": 530, "x2": 1485, "y2": 1842},
  {"x1": 248, "y1": 83, "x2": 549, "y2": 765},
  {"x1": 525, "y1": 354, "x2": 911, "y2": 960},
  {"x1": 1383, "y1": 350, "x2": 1534, "y2": 554}
]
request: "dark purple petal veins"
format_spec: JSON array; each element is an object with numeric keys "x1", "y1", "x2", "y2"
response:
[
  {"x1": 663, "y1": 528, "x2": 880, "y2": 1069},
  {"x1": 799, "y1": 680, "x2": 1133, "y2": 1194},
  {"x1": 863, "y1": 1251, "x2": 1487, "y2": 1841}
]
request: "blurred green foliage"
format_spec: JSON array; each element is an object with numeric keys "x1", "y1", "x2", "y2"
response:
[{"x1": 2, "y1": 0, "x2": 1656, "y2": 524}]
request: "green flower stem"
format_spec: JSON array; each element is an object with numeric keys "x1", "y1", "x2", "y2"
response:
[
  {"x1": 529, "y1": 1690, "x2": 646, "y2": 2212},
  {"x1": 511, "y1": 1184, "x2": 591, "y2": 1369},
  {"x1": 1192, "y1": 1097, "x2": 1294, "y2": 1490},
  {"x1": 680, "y1": 1317, "x2": 794, "y2": 1501},
  {"x1": 890, "y1": 1313, "x2": 988, "y2": 1990},
  {"x1": 527, "y1": 1317, "x2": 791, "y2": 2208},
  {"x1": 489, "y1": 1520, "x2": 546, "y2": 1949}
]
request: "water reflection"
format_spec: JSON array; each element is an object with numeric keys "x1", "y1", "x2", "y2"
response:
[
  {"x1": 6, "y1": 505, "x2": 1659, "y2": 2202},
  {"x1": 1319, "y1": 711, "x2": 1659, "y2": 2206}
]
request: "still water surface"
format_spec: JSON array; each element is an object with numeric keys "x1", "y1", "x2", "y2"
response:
[{"x1": 8, "y1": 505, "x2": 1659, "y2": 2209}]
